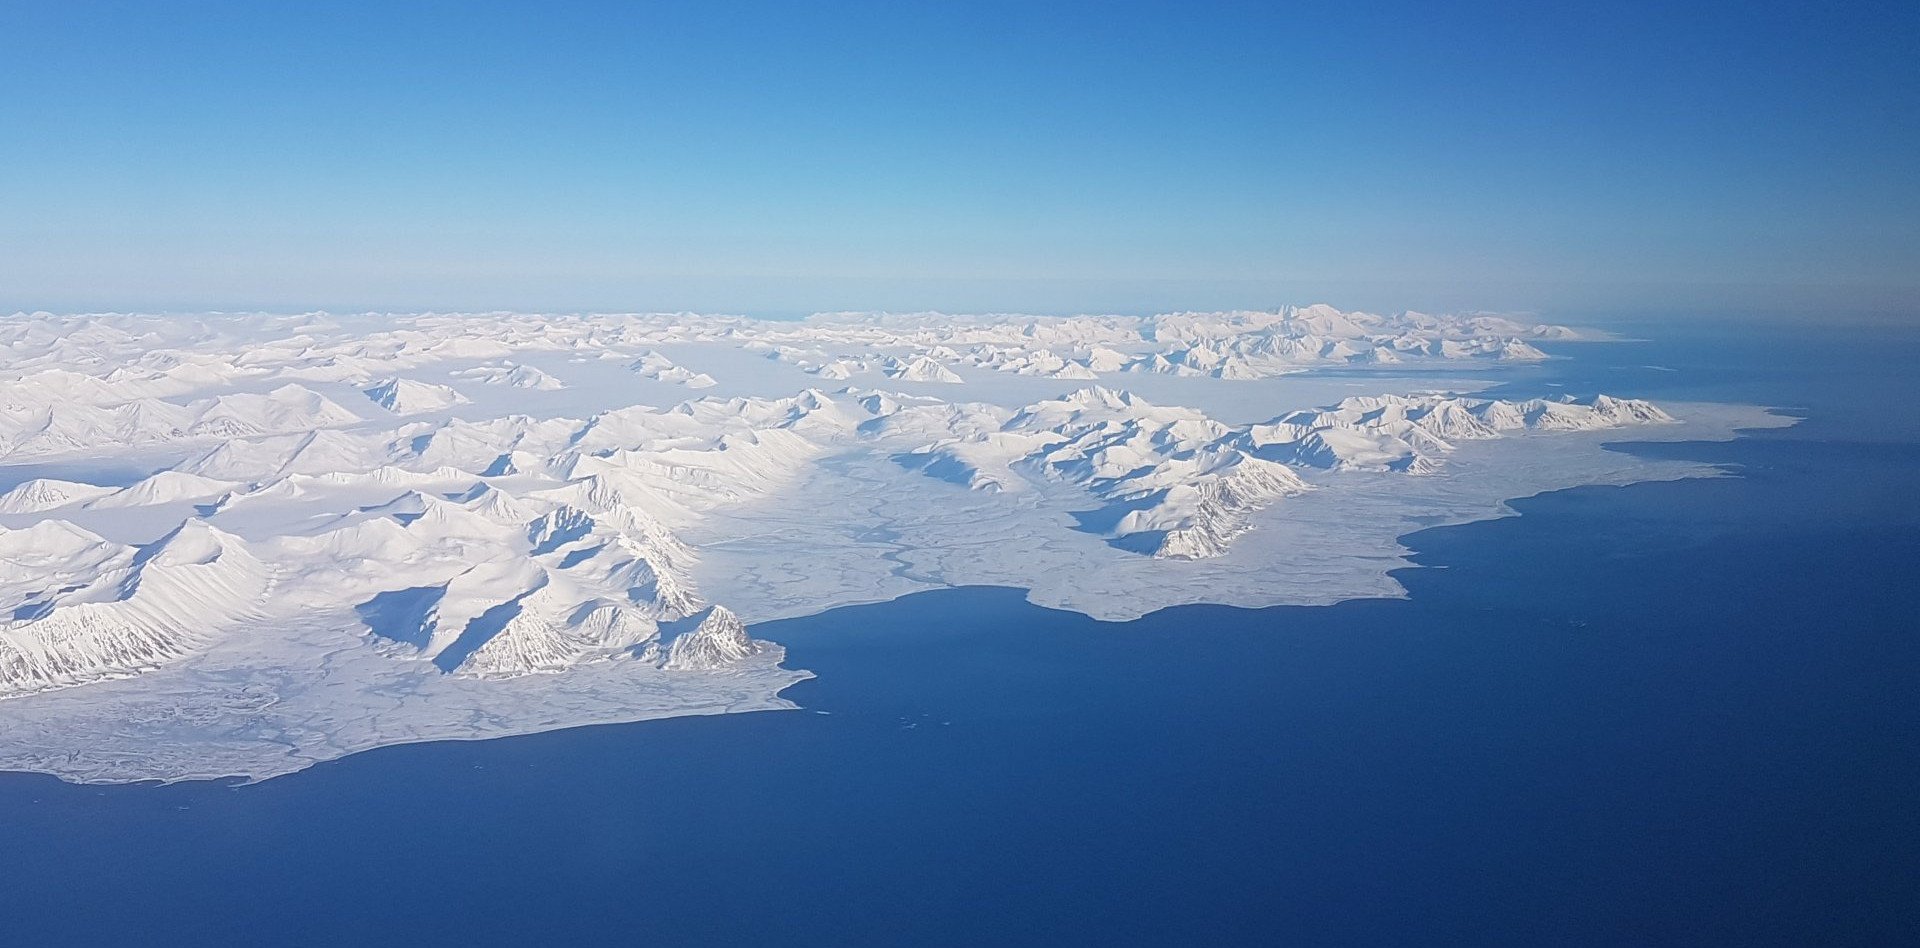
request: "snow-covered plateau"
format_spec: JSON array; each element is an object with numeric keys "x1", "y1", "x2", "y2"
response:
[{"x1": 0, "y1": 307, "x2": 1790, "y2": 783}]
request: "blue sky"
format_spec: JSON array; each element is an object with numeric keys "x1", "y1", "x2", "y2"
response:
[{"x1": 3, "y1": 1, "x2": 1915, "y2": 318}]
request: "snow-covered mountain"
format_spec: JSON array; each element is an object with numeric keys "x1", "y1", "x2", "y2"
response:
[
  {"x1": 0, "y1": 382, "x2": 362, "y2": 461},
  {"x1": 0, "y1": 520, "x2": 269, "y2": 697},
  {"x1": 0, "y1": 478, "x2": 119, "y2": 514},
  {"x1": 629, "y1": 350, "x2": 718, "y2": 388},
  {"x1": 364, "y1": 377, "x2": 471, "y2": 414},
  {"x1": 448, "y1": 361, "x2": 566, "y2": 390},
  {"x1": 885, "y1": 355, "x2": 965, "y2": 383},
  {"x1": 0, "y1": 306, "x2": 1771, "y2": 785},
  {"x1": 893, "y1": 387, "x2": 1672, "y2": 559},
  {"x1": 662, "y1": 606, "x2": 767, "y2": 671}
]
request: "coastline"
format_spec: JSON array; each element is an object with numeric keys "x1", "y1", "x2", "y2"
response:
[{"x1": 0, "y1": 400, "x2": 1791, "y2": 786}]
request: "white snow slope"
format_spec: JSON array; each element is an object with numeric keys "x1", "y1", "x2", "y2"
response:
[{"x1": 0, "y1": 307, "x2": 1787, "y2": 784}]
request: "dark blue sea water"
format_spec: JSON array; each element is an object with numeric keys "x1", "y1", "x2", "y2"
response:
[{"x1": 3, "y1": 322, "x2": 1916, "y2": 946}]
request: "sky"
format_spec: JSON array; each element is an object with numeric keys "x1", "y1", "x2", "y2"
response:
[{"x1": 3, "y1": 1, "x2": 1916, "y2": 319}]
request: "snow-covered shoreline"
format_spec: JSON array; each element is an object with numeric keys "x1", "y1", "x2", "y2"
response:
[{"x1": 0, "y1": 307, "x2": 1782, "y2": 784}]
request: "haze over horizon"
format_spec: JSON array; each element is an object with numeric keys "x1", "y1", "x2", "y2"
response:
[{"x1": 4, "y1": 2, "x2": 1916, "y2": 320}]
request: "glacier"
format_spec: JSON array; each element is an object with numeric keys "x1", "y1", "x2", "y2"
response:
[{"x1": 0, "y1": 306, "x2": 1790, "y2": 783}]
